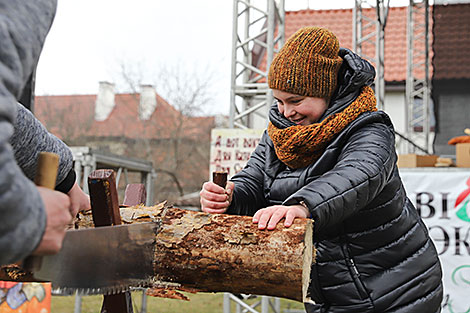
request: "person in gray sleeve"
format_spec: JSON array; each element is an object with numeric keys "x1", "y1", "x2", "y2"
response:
[{"x1": 0, "y1": 0, "x2": 90, "y2": 265}]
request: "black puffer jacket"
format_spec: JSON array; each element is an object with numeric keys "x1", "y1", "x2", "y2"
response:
[{"x1": 227, "y1": 49, "x2": 443, "y2": 312}]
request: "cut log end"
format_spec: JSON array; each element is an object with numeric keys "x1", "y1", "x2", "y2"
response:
[{"x1": 302, "y1": 219, "x2": 314, "y2": 303}]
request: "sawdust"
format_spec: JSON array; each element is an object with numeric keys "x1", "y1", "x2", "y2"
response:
[{"x1": 75, "y1": 201, "x2": 168, "y2": 228}]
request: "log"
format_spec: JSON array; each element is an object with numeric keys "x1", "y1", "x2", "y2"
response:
[
  {"x1": 2, "y1": 203, "x2": 315, "y2": 302},
  {"x1": 78, "y1": 203, "x2": 314, "y2": 302},
  {"x1": 154, "y1": 207, "x2": 314, "y2": 302}
]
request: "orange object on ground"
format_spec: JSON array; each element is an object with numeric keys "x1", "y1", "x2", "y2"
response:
[{"x1": 0, "y1": 281, "x2": 51, "y2": 312}]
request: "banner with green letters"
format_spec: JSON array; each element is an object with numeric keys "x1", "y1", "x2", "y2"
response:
[{"x1": 401, "y1": 169, "x2": 470, "y2": 313}]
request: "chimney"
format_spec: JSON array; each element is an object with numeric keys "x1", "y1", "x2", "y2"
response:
[
  {"x1": 139, "y1": 84, "x2": 157, "y2": 120},
  {"x1": 94, "y1": 81, "x2": 115, "y2": 121}
]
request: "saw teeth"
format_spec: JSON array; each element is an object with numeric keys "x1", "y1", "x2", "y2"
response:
[{"x1": 50, "y1": 281, "x2": 152, "y2": 296}]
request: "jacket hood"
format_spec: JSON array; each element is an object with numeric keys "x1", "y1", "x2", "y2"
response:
[{"x1": 269, "y1": 48, "x2": 376, "y2": 129}]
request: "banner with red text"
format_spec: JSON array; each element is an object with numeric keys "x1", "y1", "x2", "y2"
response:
[{"x1": 209, "y1": 128, "x2": 265, "y2": 179}]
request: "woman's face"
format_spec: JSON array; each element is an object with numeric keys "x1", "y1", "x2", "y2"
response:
[{"x1": 273, "y1": 89, "x2": 328, "y2": 126}]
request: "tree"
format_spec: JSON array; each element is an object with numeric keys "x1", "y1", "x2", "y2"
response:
[{"x1": 110, "y1": 60, "x2": 219, "y2": 203}]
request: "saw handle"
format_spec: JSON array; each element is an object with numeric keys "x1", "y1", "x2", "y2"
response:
[
  {"x1": 23, "y1": 152, "x2": 60, "y2": 274},
  {"x1": 34, "y1": 152, "x2": 59, "y2": 189},
  {"x1": 212, "y1": 171, "x2": 228, "y2": 188}
]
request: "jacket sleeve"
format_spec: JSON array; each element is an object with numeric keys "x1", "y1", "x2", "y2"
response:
[
  {"x1": 226, "y1": 131, "x2": 270, "y2": 216},
  {"x1": 283, "y1": 120, "x2": 397, "y2": 235},
  {"x1": 10, "y1": 103, "x2": 75, "y2": 191},
  {"x1": 0, "y1": 0, "x2": 57, "y2": 265}
]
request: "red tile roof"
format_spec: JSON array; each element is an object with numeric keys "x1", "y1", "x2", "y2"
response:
[
  {"x1": 432, "y1": 3, "x2": 470, "y2": 80},
  {"x1": 34, "y1": 92, "x2": 215, "y2": 142},
  {"x1": 283, "y1": 6, "x2": 432, "y2": 83}
]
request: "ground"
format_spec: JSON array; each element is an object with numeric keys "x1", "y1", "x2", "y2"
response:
[{"x1": 51, "y1": 291, "x2": 306, "y2": 312}]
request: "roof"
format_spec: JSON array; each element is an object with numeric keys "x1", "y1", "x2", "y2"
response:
[
  {"x1": 34, "y1": 92, "x2": 215, "y2": 142},
  {"x1": 432, "y1": 3, "x2": 470, "y2": 80},
  {"x1": 279, "y1": 3, "x2": 470, "y2": 82},
  {"x1": 283, "y1": 6, "x2": 428, "y2": 83}
]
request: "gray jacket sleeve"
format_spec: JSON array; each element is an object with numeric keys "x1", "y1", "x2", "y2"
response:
[
  {"x1": 0, "y1": 0, "x2": 58, "y2": 265},
  {"x1": 11, "y1": 103, "x2": 73, "y2": 185}
]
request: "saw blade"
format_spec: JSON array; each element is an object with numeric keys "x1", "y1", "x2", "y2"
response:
[{"x1": 28, "y1": 222, "x2": 158, "y2": 295}]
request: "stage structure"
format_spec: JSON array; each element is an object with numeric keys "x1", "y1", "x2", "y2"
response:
[
  {"x1": 353, "y1": 0, "x2": 388, "y2": 111},
  {"x1": 406, "y1": 0, "x2": 432, "y2": 153},
  {"x1": 229, "y1": 0, "x2": 285, "y2": 129},
  {"x1": 353, "y1": 0, "x2": 431, "y2": 153},
  {"x1": 227, "y1": 2, "x2": 286, "y2": 312},
  {"x1": 71, "y1": 146, "x2": 155, "y2": 206}
]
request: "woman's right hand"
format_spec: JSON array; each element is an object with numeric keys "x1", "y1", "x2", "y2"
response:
[{"x1": 200, "y1": 181, "x2": 234, "y2": 214}]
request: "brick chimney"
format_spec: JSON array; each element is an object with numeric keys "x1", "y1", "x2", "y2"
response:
[
  {"x1": 94, "y1": 81, "x2": 115, "y2": 121},
  {"x1": 139, "y1": 84, "x2": 157, "y2": 120}
]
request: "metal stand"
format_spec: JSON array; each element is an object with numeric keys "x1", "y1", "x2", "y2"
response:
[
  {"x1": 88, "y1": 169, "x2": 134, "y2": 313},
  {"x1": 223, "y1": 293, "x2": 281, "y2": 313},
  {"x1": 71, "y1": 147, "x2": 155, "y2": 205}
]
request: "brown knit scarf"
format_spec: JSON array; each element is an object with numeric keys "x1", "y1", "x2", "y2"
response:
[{"x1": 268, "y1": 86, "x2": 377, "y2": 169}]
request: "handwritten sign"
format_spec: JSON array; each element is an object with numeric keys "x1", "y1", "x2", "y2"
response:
[{"x1": 209, "y1": 128, "x2": 265, "y2": 179}]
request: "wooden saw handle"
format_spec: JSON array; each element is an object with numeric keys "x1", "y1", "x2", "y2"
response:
[
  {"x1": 34, "y1": 152, "x2": 59, "y2": 189},
  {"x1": 212, "y1": 171, "x2": 228, "y2": 188},
  {"x1": 23, "y1": 152, "x2": 60, "y2": 272}
]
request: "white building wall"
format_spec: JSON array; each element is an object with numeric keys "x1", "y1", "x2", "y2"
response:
[
  {"x1": 383, "y1": 89, "x2": 435, "y2": 154},
  {"x1": 383, "y1": 90, "x2": 407, "y2": 134}
]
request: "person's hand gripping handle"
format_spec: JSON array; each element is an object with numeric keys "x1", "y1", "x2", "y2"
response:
[
  {"x1": 200, "y1": 171, "x2": 233, "y2": 214},
  {"x1": 29, "y1": 152, "x2": 72, "y2": 258}
]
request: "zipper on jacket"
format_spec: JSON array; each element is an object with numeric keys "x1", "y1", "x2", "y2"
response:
[
  {"x1": 348, "y1": 258, "x2": 369, "y2": 299},
  {"x1": 340, "y1": 226, "x2": 371, "y2": 302},
  {"x1": 349, "y1": 258, "x2": 360, "y2": 277}
]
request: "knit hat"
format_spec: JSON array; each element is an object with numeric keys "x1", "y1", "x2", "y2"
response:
[{"x1": 268, "y1": 27, "x2": 343, "y2": 99}]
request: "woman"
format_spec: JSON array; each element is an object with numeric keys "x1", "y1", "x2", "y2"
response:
[{"x1": 200, "y1": 27, "x2": 443, "y2": 312}]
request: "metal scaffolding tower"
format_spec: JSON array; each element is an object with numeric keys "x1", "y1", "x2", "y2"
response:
[
  {"x1": 406, "y1": 0, "x2": 432, "y2": 154},
  {"x1": 229, "y1": 0, "x2": 285, "y2": 129},
  {"x1": 353, "y1": 0, "x2": 390, "y2": 110},
  {"x1": 353, "y1": 0, "x2": 431, "y2": 154},
  {"x1": 225, "y1": 1, "x2": 286, "y2": 311}
]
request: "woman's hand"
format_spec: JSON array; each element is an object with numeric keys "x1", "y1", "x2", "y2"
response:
[
  {"x1": 200, "y1": 181, "x2": 234, "y2": 214},
  {"x1": 253, "y1": 204, "x2": 310, "y2": 230}
]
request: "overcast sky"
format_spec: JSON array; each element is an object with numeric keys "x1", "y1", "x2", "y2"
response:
[{"x1": 35, "y1": 0, "x2": 410, "y2": 115}]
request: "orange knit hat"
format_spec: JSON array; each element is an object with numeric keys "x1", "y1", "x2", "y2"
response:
[{"x1": 268, "y1": 27, "x2": 343, "y2": 99}]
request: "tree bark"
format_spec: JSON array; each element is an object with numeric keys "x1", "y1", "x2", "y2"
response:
[{"x1": 151, "y1": 206, "x2": 314, "y2": 302}]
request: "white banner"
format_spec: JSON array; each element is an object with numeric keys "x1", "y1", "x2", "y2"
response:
[
  {"x1": 401, "y1": 169, "x2": 470, "y2": 313},
  {"x1": 209, "y1": 128, "x2": 265, "y2": 179}
]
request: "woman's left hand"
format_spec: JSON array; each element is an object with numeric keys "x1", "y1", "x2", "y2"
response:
[{"x1": 253, "y1": 204, "x2": 310, "y2": 230}]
